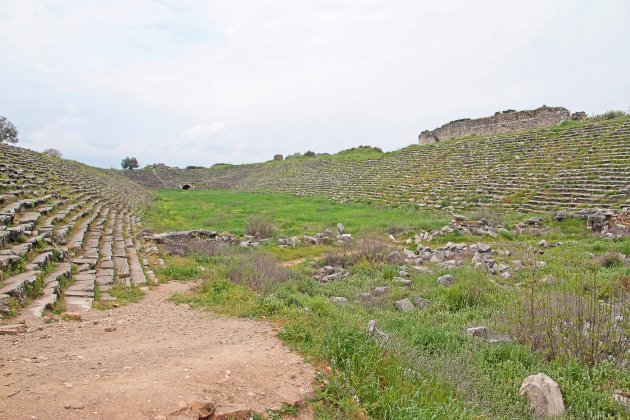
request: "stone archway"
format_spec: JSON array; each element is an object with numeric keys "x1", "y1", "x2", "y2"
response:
[{"x1": 181, "y1": 183, "x2": 193, "y2": 190}]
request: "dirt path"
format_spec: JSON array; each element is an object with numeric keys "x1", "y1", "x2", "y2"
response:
[{"x1": 0, "y1": 282, "x2": 316, "y2": 419}]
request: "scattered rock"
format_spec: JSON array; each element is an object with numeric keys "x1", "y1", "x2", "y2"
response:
[
  {"x1": 367, "y1": 320, "x2": 388, "y2": 343},
  {"x1": 330, "y1": 297, "x2": 348, "y2": 303},
  {"x1": 466, "y1": 326, "x2": 489, "y2": 339},
  {"x1": 437, "y1": 274, "x2": 455, "y2": 287},
  {"x1": 519, "y1": 373, "x2": 565, "y2": 418},
  {"x1": 60, "y1": 312, "x2": 82, "y2": 321},
  {"x1": 393, "y1": 277, "x2": 412, "y2": 288},
  {"x1": 63, "y1": 402, "x2": 85, "y2": 410},
  {"x1": 413, "y1": 297, "x2": 431, "y2": 309},
  {"x1": 371, "y1": 286, "x2": 389, "y2": 296},
  {"x1": 613, "y1": 392, "x2": 630, "y2": 409},
  {"x1": 541, "y1": 275, "x2": 557, "y2": 285},
  {"x1": 209, "y1": 405, "x2": 252, "y2": 420},
  {"x1": 394, "y1": 298, "x2": 415, "y2": 312}
]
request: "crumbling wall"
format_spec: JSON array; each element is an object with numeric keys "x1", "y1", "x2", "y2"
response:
[{"x1": 419, "y1": 106, "x2": 573, "y2": 144}]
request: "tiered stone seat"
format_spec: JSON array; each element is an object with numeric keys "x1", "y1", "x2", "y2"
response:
[
  {"x1": 124, "y1": 118, "x2": 630, "y2": 212},
  {"x1": 0, "y1": 143, "x2": 150, "y2": 318}
]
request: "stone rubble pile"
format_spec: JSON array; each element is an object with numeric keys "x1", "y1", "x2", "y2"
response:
[
  {"x1": 393, "y1": 215, "x2": 501, "y2": 244},
  {"x1": 313, "y1": 265, "x2": 349, "y2": 283}
]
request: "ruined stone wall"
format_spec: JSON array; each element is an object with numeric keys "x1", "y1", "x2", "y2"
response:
[{"x1": 418, "y1": 106, "x2": 571, "y2": 144}]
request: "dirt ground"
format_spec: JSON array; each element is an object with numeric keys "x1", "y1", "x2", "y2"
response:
[{"x1": 0, "y1": 282, "x2": 316, "y2": 420}]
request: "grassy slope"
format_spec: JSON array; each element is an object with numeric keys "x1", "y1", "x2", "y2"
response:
[{"x1": 145, "y1": 190, "x2": 630, "y2": 419}]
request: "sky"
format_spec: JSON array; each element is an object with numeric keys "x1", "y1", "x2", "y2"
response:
[{"x1": 0, "y1": 1, "x2": 629, "y2": 168}]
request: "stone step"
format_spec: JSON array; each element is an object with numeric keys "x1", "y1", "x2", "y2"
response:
[{"x1": 0, "y1": 271, "x2": 40, "y2": 304}]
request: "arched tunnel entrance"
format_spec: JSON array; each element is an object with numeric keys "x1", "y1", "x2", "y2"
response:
[{"x1": 181, "y1": 183, "x2": 193, "y2": 190}]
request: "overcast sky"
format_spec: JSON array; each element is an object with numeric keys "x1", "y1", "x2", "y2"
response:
[{"x1": 1, "y1": 1, "x2": 628, "y2": 168}]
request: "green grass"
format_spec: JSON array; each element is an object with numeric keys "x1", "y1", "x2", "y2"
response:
[
  {"x1": 143, "y1": 189, "x2": 450, "y2": 236},
  {"x1": 147, "y1": 191, "x2": 630, "y2": 419}
]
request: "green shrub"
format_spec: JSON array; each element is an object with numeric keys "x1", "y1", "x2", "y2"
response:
[{"x1": 157, "y1": 264, "x2": 200, "y2": 280}]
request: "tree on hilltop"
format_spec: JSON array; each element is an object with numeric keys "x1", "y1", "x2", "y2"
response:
[
  {"x1": 43, "y1": 148, "x2": 62, "y2": 158},
  {"x1": 121, "y1": 156, "x2": 139, "y2": 170},
  {"x1": 0, "y1": 116, "x2": 19, "y2": 144}
]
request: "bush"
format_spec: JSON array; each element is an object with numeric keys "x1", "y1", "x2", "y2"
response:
[
  {"x1": 43, "y1": 148, "x2": 62, "y2": 158},
  {"x1": 509, "y1": 281, "x2": 629, "y2": 367},
  {"x1": 303, "y1": 150, "x2": 316, "y2": 157},
  {"x1": 245, "y1": 215, "x2": 275, "y2": 238},
  {"x1": 595, "y1": 252, "x2": 626, "y2": 268},
  {"x1": 322, "y1": 236, "x2": 390, "y2": 267},
  {"x1": 228, "y1": 251, "x2": 290, "y2": 295},
  {"x1": 466, "y1": 208, "x2": 505, "y2": 226},
  {"x1": 590, "y1": 110, "x2": 628, "y2": 121},
  {"x1": 385, "y1": 224, "x2": 408, "y2": 237}
]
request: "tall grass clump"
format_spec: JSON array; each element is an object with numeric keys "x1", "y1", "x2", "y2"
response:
[
  {"x1": 228, "y1": 251, "x2": 289, "y2": 295},
  {"x1": 322, "y1": 236, "x2": 390, "y2": 267},
  {"x1": 245, "y1": 214, "x2": 275, "y2": 238}
]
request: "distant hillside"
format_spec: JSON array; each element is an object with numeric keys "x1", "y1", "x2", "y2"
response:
[{"x1": 123, "y1": 118, "x2": 630, "y2": 212}]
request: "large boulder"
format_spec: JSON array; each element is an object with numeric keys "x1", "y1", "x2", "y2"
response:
[
  {"x1": 394, "y1": 298, "x2": 415, "y2": 312},
  {"x1": 519, "y1": 373, "x2": 565, "y2": 418}
]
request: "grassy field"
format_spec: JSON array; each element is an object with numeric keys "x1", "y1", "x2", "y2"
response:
[
  {"x1": 144, "y1": 190, "x2": 630, "y2": 419},
  {"x1": 143, "y1": 189, "x2": 451, "y2": 236}
]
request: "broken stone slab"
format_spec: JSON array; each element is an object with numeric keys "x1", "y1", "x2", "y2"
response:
[
  {"x1": 336, "y1": 223, "x2": 345, "y2": 235},
  {"x1": 65, "y1": 296, "x2": 93, "y2": 309},
  {"x1": 114, "y1": 257, "x2": 130, "y2": 278},
  {"x1": 403, "y1": 249, "x2": 416, "y2": 259},
  {"x1": 367, "y1": 319, "x2": 388, "y2": 343},
  {"x1": 0, "y1": 254, "x2": 20, "y2": 269},
  {"x1": 30, "y1": 293, "x2": 58, "y2": 317},
  {"x1": 30, "y1": 251, "x2": 55, "y2": 268},
  {"x1": 44, "y1": 263, "x2": 72, "y2": 286},
  {"x1": 371, "y1": 286, "x2": 390, "y2": 296},
  {"x1": 0, "y1": 271, "x2": 41, "y2": 302},
  {"x1": 208, "y1": 404, "x2": 252, "y2": 420},
  {"x1": 413, "y1": 266, "x2": 435, "y2": 275},
  {"x1": 330, "y1": 296, "x2": 348, "y2": 303},
  {"x1": 0, "y1": 293, "x2": 11, "y2": 314},
  {"x1": 519, "y1": 373, "x2": 565, "y2": 418},
  {"x1": 476, "y1": 243, "x2": 492, "y2": 253},
  {"x1": 148, "y1": 230, "x2": 218, "y2": 244},
  {"x1": 393, "y1": 277, "x2": 412, "y2": 288},
  {"x1": 71, "y1": 257, "x2": 97, "y2": 268}
]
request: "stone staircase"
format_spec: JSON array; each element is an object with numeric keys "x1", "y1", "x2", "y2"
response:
[
  {"x1": 0, "y1": 143, "x2": 152, "y2": 318},
  {"x1": 124, "y1": 118, "x2": 630, "y2": 212}
]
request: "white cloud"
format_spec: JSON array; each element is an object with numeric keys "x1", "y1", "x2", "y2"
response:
[
  {"x1": 178, "y1": 122, "x2": 226, "y2": 141},
  {"x1": 1, "y1": 1, "x2": 629, "y2": 168}
]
